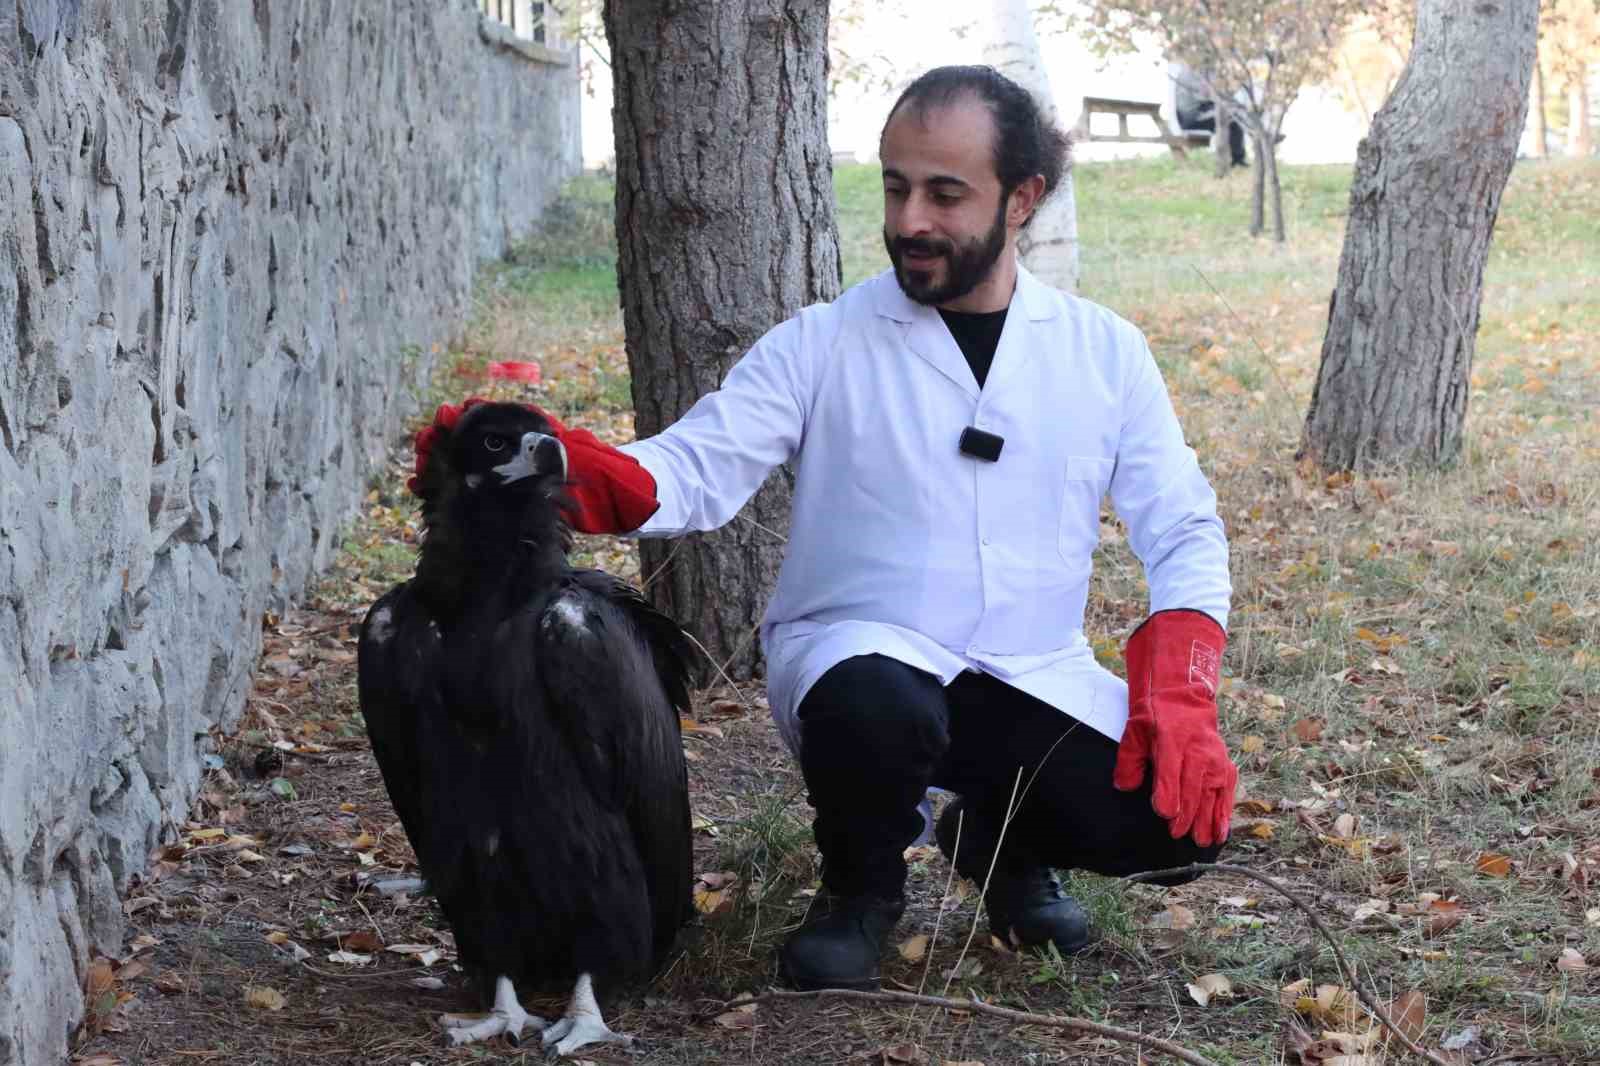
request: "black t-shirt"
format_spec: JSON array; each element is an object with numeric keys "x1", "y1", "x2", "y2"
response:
[{"x1": 937, "y1": 306, "x2": 1009, "y2": 389}]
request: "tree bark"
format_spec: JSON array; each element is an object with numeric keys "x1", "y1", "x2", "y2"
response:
[
  {"x1": 603, "y1": 0, "x2": 841, "y2": 680},
  {"x1": 1300, "y1": 0, "x2": 1537, "y2": 472},
  {"x1": 1262, "y1": 128, "x2": 1285, "y2": 243},
  {"x1": 1211, "y1": 92, "x2": 1230, "y2": 179},
  {"x1": 1531, "y1": 44, "x2": 1547, "y2": 157},
  {"x1": 984, "y1": 0, "x2": 1080, "y2": 292}
]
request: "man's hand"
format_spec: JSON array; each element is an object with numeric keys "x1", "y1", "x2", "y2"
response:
[
  {"x1": 1112, "y1": 609, "x2": 1237, "y2": 848},
  {"x1": 533, "y1": 407, "x2": 661, "y2": 535}
]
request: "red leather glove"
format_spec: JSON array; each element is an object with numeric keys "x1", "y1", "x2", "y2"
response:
[
  {"x1": 1113, "y1": 609, "x2": 1237, "y2": 847},
  {"x1": 535, "y1": 409, "x2": 661, "y2": 535}
]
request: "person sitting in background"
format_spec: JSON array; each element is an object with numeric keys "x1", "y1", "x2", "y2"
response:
[{"x1": 1170, "y1": 59, "x2": 1247, "y2": 168}]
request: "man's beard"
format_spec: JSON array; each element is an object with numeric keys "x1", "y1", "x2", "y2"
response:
[{"x1": 884, "y1": 196, "x2": 1009, "y2": 306}]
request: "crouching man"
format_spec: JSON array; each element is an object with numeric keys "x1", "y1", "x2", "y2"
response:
[{"x1": 523, "y1": 65, "x2": 1236, "y2": 991}]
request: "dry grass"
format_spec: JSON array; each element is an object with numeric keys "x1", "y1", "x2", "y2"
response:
[{"x1": 77, "y1": 158, "x2": 1599, "y2": 1066}]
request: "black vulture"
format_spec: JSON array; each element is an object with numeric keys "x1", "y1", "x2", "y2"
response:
[{"x1": 356, "y1": 399, "x2": 695, "y2": 1054}]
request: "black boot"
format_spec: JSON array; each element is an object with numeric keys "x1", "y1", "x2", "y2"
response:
[
  {"x1": 777, "y1": 892, "x2": 906, "y2": 991},
  {"x1": 935, "y1": 798, "x2": 1091, "y2": 956}
]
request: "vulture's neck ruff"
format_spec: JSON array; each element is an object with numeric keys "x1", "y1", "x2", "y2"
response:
[{"x1": 412, "y1": 406, "x2": 573, "y2": 618}]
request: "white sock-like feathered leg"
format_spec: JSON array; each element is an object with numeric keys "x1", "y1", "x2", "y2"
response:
[
  {"x1": 540, "y1": 972, "x2": 634, "y2": 1056},
  {"x1": 439, "y1": 974, "x2": 548, "y2": 1046}
]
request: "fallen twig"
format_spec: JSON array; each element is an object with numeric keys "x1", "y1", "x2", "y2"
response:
[
  {"x1": 1126, "y1": 863, "x2": 1451, "y2": 1066},
  {"x1": 725, "y1": 987, "x2": 1221, "y2": 1066}
]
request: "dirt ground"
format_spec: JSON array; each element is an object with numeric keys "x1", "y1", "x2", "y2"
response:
[{"x1": 70, "y1": 593, "x2": 1290, "y2": 1066}]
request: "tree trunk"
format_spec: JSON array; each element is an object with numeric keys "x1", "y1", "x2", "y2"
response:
[
  {"x1": 1531, "y1": 45, "x2": 1547, "y2": 157},
  {"x1": 1567, "y1": 75, "x2": 1592, "y2": 157},
  {"x1": 984, "y1": 0, "x2": 1080, "y2": 292},
  {"x1": 1262, "y1": 129, "x2": 1285, "y2": 242},
  {"x1": 1249, "y1": 129, "x2": 1266, "y2": 236},
  {"x1": 1211, "y1": 92, "x2": 1230, "y2": 179},
  {"x1": 1300, "y1": 0, "x2": 1537, "y2": 472},
  {"x1": 603, "y1": 0, "x2": 841, "y2": 680}
]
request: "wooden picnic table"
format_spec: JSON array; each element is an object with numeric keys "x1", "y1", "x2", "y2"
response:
[{"x1": 1071, "y1": 96, "x2": 1210, "y2": 157}]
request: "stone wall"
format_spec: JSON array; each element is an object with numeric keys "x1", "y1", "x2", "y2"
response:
[{"x1": 0, "y1": 3, "x2": 579, "y2": 1062}]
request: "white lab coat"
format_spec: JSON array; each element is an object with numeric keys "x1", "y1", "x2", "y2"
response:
[{"x1": 621, "y1": 265, "x2": 1230, "y2": 755}]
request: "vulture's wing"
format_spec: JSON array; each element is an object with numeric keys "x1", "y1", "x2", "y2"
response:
[
  {"x1": 355, "y1": 583, "x2": 440, "y2": 879},
  {"x1": 536, "y1": 574, "x2": 695, "y2": 968}
]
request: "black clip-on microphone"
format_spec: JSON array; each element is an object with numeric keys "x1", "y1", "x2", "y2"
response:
[{"x1": 958, "y1": 426, "x2": 1004, "y2": 462}]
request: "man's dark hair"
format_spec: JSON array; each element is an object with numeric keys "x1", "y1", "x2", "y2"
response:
[{"x1": 884, "y1": 65, "x2": 1072, "y2": 227}]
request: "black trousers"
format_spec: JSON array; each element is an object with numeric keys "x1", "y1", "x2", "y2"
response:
[{"x1": 797, "y1": 654, "x2": 1223, "y2": 899}]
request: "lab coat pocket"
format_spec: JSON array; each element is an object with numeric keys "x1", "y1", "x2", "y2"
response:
[{"x1": 1059, "y1": 455, "x2": 1115, "y2": 565}]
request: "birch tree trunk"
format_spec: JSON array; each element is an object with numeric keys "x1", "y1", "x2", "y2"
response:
[
  {"x1": 983, "y1": 0, "x2": 1080, "y2": 292},
  {"x1": 1300, "y1": 0, "x2": 1538, "y2": 472},
  {"x1": 603, "y1": 0, "x2": 841, "y2": 680}
]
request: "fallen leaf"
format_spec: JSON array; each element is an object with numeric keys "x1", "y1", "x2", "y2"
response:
[
  {"x1": 1291, "y1": 718, "x2": 1325, "y2": 744},
  {"x1": 154, "y1": 971, "x2": 188, "y2": 995},
  {"x1": 339, "y1": 930, "x2": 383, "y2": 953},
  {"x1": 1474, "y1": 852, "x2": 1513, "y2": 878},
  {"x1": 713, "y1": 1003, "x2": 757, "y2": 1029},
  {"x1": 1556, "y1": 947, "x2": 1587, "y2": 973},
  {"x1": 1291, "y1": 983, "x2": 1361, "y2": 1027},
  {"x1": 1241, "y1": 734, "x2": 1266, "y2": 754},
  {"x1": 411, "y1": 976, "x2": 447, "y2": 990},
  {"x1": 1352, "y1": 899, "x2": 1391, "y2": 923},
  {"x1": 877, "y1": 1043, "x2": 930, "y2": 1064},
  {"x1": 1389, "y1": 989, "x2": 1425, "y2": 1044},
  {"x1": 693, "y1": 888, "x2": 730, "y2": 915},
  {"x1": 1186, "y1": 973, "x2": 1234, "y2": 1006},
  {"x1": 1150, "y1": 904, "x2": 1197, "y2": 931},
  {"x1": 264, "y1": 931, "x2": 290, "y2": 946},
  {"x1": 243, "y1": 985, "x2": 286, "y2": 1010},
  {"x1": 83, "y1": 957, "x2": 116, "y2": 1032},
  {"x1": 1423, "y1": 899, "x2": 1465, "y2": 937},
  {"x1": 898, "y1": 934, "x2": 929, "y2": 962},
  {"x1": 72, "y1": 1056, "x2": 123, "y2": 1066},
  {"x1": 326, "y1": 950, "x2": 373, "y2": 965},
  {"x1": 1334, "y1": 813, "x2": 1357, "y2": 838}
]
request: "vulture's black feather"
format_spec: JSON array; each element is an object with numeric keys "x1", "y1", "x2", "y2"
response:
[{"x1": 356, "y1": 401, "x2": 693, "y2": 1044}]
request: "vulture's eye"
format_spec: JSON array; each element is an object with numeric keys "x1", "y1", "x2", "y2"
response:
[{"x1": 483, "y1": 434, "x2": 507, "y2": 453}]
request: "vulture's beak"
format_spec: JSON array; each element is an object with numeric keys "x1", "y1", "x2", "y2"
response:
[{"x1": 493, "y1": 432, "x2": 567, "y2": 484}]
